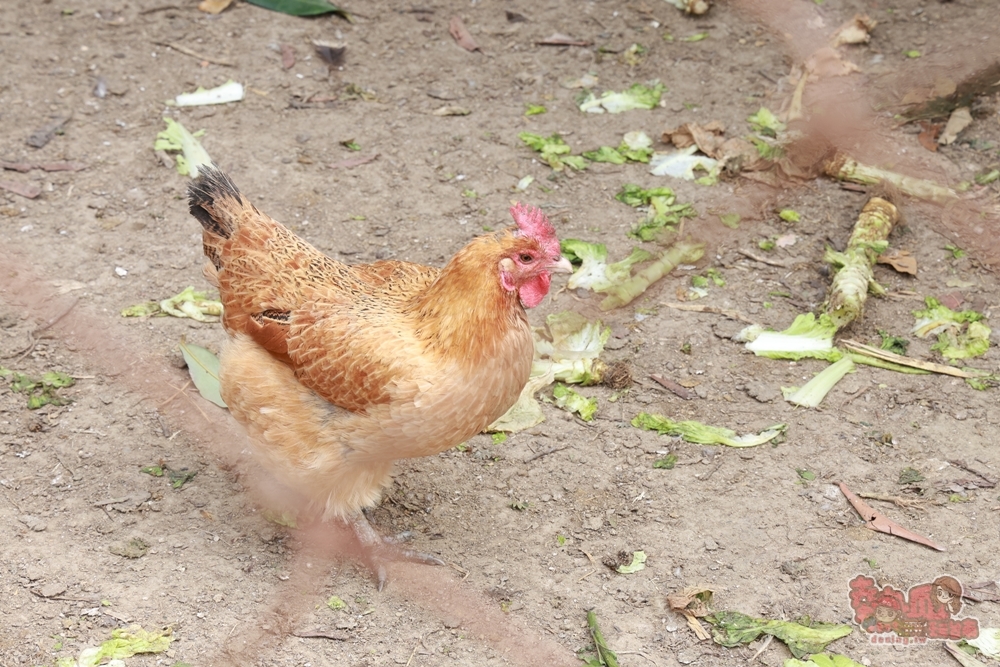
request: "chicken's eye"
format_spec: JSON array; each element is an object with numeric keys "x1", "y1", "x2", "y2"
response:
[{"x1": 519, "y1": 253, "x2": 534, "y2": 263}]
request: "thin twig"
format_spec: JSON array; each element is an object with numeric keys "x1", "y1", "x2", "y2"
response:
[
  {"x1": 523, "y1": 445, "x2": 569, "y2": 463},
  {"x1": 617, "y1": 650, "x2": 659, "y2": 666},
  {"x1": 949, "y1": 459, "x2": 997, "y2": 488},
  {"x1": 736, "y1": 249, "x2": 790, "y2": 268},
  {"x1": 93, "y1": 496, "x2": 130, "y2": 507},
  {"x1": 750, "y1": 634, "x2": 773, "y2": 662},
  {"x1": 661, "y1": 302, "x2": 754, "y2": 323},
  {"x1": 3, "y1": 298, "x2": 79, "y2": 361},
  {"x1": 153, "y1": 41, "x2": 235, "y2": 67},
  {"x1": 158, "y1": 380, "x2": 192, "y2": 408}
]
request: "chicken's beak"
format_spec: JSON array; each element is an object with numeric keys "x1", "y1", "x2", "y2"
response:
[{"x1": 549, "y1": 256, "x2": 574, "y2": 274}]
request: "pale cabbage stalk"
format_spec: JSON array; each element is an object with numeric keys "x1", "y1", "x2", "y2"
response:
[
  {"x1": 742, "y1": 313, "x2": 841, "y2": 362},
  {"x1": 174, "y1": 80, "x2": 244, "y2": 106},
  {"x1": 782, "y1": 356, "x2": 856, "y2": 408},
  {"x1": 600, "y1": 240, "x2": 705, "y2": 311},
  {"x1": 824, "y1": 197, "x2": 899, "y2": 329},
  {"x1": 632, "y1": 413, "x2": 786, "y2": 448}
]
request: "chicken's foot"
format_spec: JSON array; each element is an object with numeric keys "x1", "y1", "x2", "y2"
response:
[{"x1": 351, "y1": 512, "x2": 445, "y2": 590}]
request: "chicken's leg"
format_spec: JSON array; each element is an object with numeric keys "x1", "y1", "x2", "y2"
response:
[{"x1": 350, "y1": 512, "x2": 445, "y2": 590}]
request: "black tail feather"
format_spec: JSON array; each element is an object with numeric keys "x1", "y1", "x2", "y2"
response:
[{"x1": 188, "y1": 164, "x2": 242, "y2": 239}]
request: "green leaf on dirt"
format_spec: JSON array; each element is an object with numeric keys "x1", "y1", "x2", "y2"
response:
[
  {"x1": 719, "y1": 213, "x2": 741, "y2": 229},
  {"x1": 706, "y1": 268, "x2": 725, "y2": 286},
  {"x1": 779, "y1": 209, "x2": 801, "y2": 222},
  {"x1": 562, "y1": 239, "x2": 652, "y2": 298},
  {"x1": 246, "y1": 0, "x2": 348, "y2": 18},
  {"x1": 681, "y1": 31, "x2": 709, "y2": 42},
  {"x1": 141, "y1": 465, "x2": 165, "y2": 477},
  {"x1": 578, "y1": 81, "x2": 665, "y2": 114},
  {"x1": 524, "y1": 103, "x2": 547, "y2": 116},
  {"x1": 326, "y1": 595, "x2": 347, "y2": 611},
  {"x1": 168, "y1": 467, "x2": 197, "y2": 489},
  {"x1": 519, "y1": 132, "x2": 587, "y2": 171},
  {"x1": 617, "y1": 550, "x2": 647, "y2": 574},
  {"x1": 878, "y1": 330, "x2": 909, "y2": 355},
  {"x1": 945, "y1": 244, "x2": 967, "y2": 259},
  {"x1": 912, "y1": 297, "x2": 991, "y2": 360},
  {"x1": 583, "y1": 610, "x2": 620, "y2": 667},
  {"x1": 2, "y1": 367, "x2": 75, "y2": 409},
  {"x1": 615, "y1": 184, "x2": 696, "y2": 241},
  {"x1": 898, "y1": 467, "x2": 924, "y2": 485},
  {"x1": 785, "y1": 653, "x2": 866, "y2": 667},
  {"x1": 582, "y1": 146, "x2": 627, "y2": 164},
  {"x1": 551, "y1": 383, "x2": 597, "y2": 421},
  {"x1": 653, "y1": 453, "x2": 678, "y2": 469},
  {"x1": 59, "y1": 625, "x2": 173, "y2": 667},
  {"x1": 797, "y1": 469, "x2": 816, "y2": 481},
  {"x1": 178, "y1": 338, "x2": 227, "y2": 408},
  {"x1": 747, "y1": 107, "x2": 786, "y2": 138},
  {"x1": 121, "y1": 301, "x2": 161, "y2": 317},
  {"x1": 975, "y1": 169, "x2": 1000, "y2": 186},
  {"x1": 904, "y1": 49, "x2": 921, "y2": 58},
  {"x1": 109, "y1": 537, "x2": 151, "y2": 559},
  {"x1": 154, "y1": 118, "x2": 212, "y2": 179},
  {"x1": 491, "y1": 432, "x2": 508, "y2": 445},
  {"x1": 263, "y1": 509, "x2": 298, "y2": 527},
  {"x1": 707, "y1": 611, "x2": 852, "y2": 659},
  {"x1": 633, "y1": 413, "x2": 786, "y2": 448}
]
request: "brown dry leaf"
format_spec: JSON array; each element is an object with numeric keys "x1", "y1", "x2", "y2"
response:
[
  {"x1": 684, "y1": 611, "x2": 712, "y2": 640},
  {"x1": 938, "y1": 107, "x2": 972, "y2": 145},
  {"x1": 536, "y1": 33, "x2": 592, "y2": 47},
  {"x1": 805, "y1": 47, "x2": 860, "y2": 79},
  {"x1": 838, "y1": 482, "x2": 944, "y2": 551},
  {"x1": 666, "y1": 586, "x2": 714, "y2": 616},
  {"x1": 918, "y1": 121, "x2": 941, "y2": 152},
  {"x1": 449, "y1": 16, "x2": 481, "y2": 52},
  {"x1": 677, "y1": 378, "x2": 701, "y2": 388},
  {"x1": 775, "y1": 233, "x2": 798, "y2": 248},
  {"x1": 313, "y1": 40, "x2": 346, "y2": 68},
  {"x1": 831, "y1": 13, "x2": 876, "y2": 46},
  {"x1": 280, "y1": 44, "x2": 296, "y2": 70},
  {"x1": 197, "y1": 0, "x2": 233, "y2": 14},
  {"x1": 0, "y1": 180, "x2": 41, "y2": 199},
  {"x1": 877, "y1": 249, "x2": 917, "y2": 275},
  {"x1": 663, "y1": 121, "x2": 725, "y2": 154}
]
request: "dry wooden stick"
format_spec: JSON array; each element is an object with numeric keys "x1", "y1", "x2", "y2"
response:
[
  {"x1": 153, "y1": 41, "x2": 234, "y2": 67},
  {"x1": 842, "y1": 339, "x2": 984, "y2": 378}
]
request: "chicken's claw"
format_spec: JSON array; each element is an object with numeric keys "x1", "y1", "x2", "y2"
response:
[{"x1": 351, "y1": 512, "x2": 445, "y2": 591}]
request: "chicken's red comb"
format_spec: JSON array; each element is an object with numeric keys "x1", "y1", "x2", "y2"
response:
[{"x1": 510, "y1": 203, "x2": 559, "y2": 255}]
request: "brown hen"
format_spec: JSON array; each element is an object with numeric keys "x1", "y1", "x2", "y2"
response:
[{"x1": 188, "y1": 167, "x2": 570, "y2": 584}]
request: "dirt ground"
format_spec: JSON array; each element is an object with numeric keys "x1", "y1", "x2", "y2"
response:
[{"x1": 2, "y1": 0, "x2": 1000, "y2": 665}]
